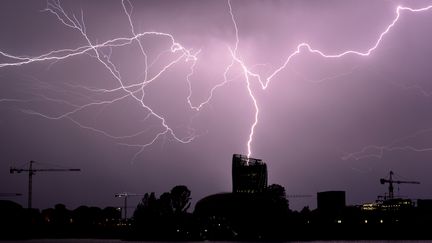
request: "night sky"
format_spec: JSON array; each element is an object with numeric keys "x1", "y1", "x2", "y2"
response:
[{"x1": 1, "y1": 0, "x2": 432, "y2": 211}]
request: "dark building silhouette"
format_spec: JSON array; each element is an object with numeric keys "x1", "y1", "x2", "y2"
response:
[
  {"x1": 317, "y1": 191, "x2": 346, "y2": 212},
  {"x1": 417, "y1": 199, "x2": 432, "y2": 210},
  {"x1": 232, "y1": 154, "x2": 267, "y2": 193}
]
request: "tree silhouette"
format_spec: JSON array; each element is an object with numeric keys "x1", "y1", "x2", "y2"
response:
[
  {"x1": 53, "y1": 204, "x2": 71, "y2": 226},
  {"x1": 132, "y1": 186, "x2": 193, "y2": 239},
  {"x1": 170, "y1": 185, "x2": 191, "y2": 214},
  {"x1": 158, "y1": 192, "x2": 173, "y2": 216},
  {"x1": 133, "y1": 193, "x2": 156, "y2": 229},
  {"x1": 265, "y1": 184, "x2": 289, "y2": 210}
]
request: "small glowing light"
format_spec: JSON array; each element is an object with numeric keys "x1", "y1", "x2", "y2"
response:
[
  {"x1": 380, "y1": 219, "x2": 384, "y2": 223},
  {"x1": 337, "y1": 219, "x2": 342, "y2": 224},
  {"x1": 364, "y1": 220, "x2": 368, "y2": 224}
]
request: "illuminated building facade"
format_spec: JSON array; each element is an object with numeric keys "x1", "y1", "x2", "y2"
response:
[
  {"x1": 362, "y1": 198, "x2": 415, "y2": 211},
  {"x1": 232, "y1": 154, "x2": 268, "y2": 193}
]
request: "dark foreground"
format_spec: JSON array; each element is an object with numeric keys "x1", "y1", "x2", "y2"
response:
[{"x1": 1, "y1": 196, "x2": 432, "y2": 241}]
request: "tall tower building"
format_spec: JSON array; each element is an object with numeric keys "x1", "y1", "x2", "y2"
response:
[{"x1": 232, "y1": 154, "x2": 268, "y2": 193}]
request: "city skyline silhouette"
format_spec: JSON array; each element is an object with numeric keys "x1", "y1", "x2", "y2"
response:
[{"x1": 1, "y1": 0, "x2": 432, "y2": 214}]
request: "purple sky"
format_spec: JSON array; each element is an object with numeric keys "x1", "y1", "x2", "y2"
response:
[{"x1": 1, "y1": 0, "x2": 432, "y2": 211}]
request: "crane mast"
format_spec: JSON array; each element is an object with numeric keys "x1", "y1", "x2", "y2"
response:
[
  {"x1": 380, "y1": 171, "x2": 420, "y2": 200},
  {"x1": 115, "y1": 192, "x2": 145, "y2": 220},
  {"x1": 0, "y1": 193, "x2": 22, "y2": 197},
  {"x1": 10, "y1": 160, "x2": 80, "y2": 209}
]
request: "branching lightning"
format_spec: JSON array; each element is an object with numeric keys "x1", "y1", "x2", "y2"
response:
[
  {"x1": 342, "y1": 128, "x2": 432, "y2": 161},
  {"x1": 1, "y1": 0, "x2": 432, "y2": 161},
  {"x1": 226, "y1": 2, "x2": 432, "y2": 159},
  {"x1": 1, "y1": 0, "x2": 202, "y2": 161}
]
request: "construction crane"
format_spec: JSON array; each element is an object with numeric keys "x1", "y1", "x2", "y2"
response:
[
  {"x1": 115, "y1": 192, "x2": 145, "y2": 220},
  {"x1": 0, "y1": 193, "x2": 22, "y2": 197},
  {"x1": 380, "y1": 171, "x2": 420, "y2": 200},
  {"x1": 10, "y1": 160, "x2": 80, "y2": 209},
  {"x1": 287, "y1": 194, "x2": 312, "y2": 198}
]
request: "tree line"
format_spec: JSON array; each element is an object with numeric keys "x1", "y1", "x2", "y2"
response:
[{"x1": 2, "y1": 184, "x2": 432, "y2": 240}]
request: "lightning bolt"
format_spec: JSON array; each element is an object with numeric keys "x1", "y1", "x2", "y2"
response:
[
  {"x1": 1, "y1": 0, "x2": 432, "y2": 162},
  {"x1": 342, "y1": 127, "x2": 432, "y2": 161},
  {"x1": 226, "y1": 2, "x2": 432, "y2": 159},
  {"x1": 1, "y1": 0, "x2": 203, "y2": 161}
]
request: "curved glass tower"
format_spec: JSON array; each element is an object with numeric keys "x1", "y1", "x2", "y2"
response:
[{"x1": 232, "y1": 154, "x2": 268, "y2": 193}]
